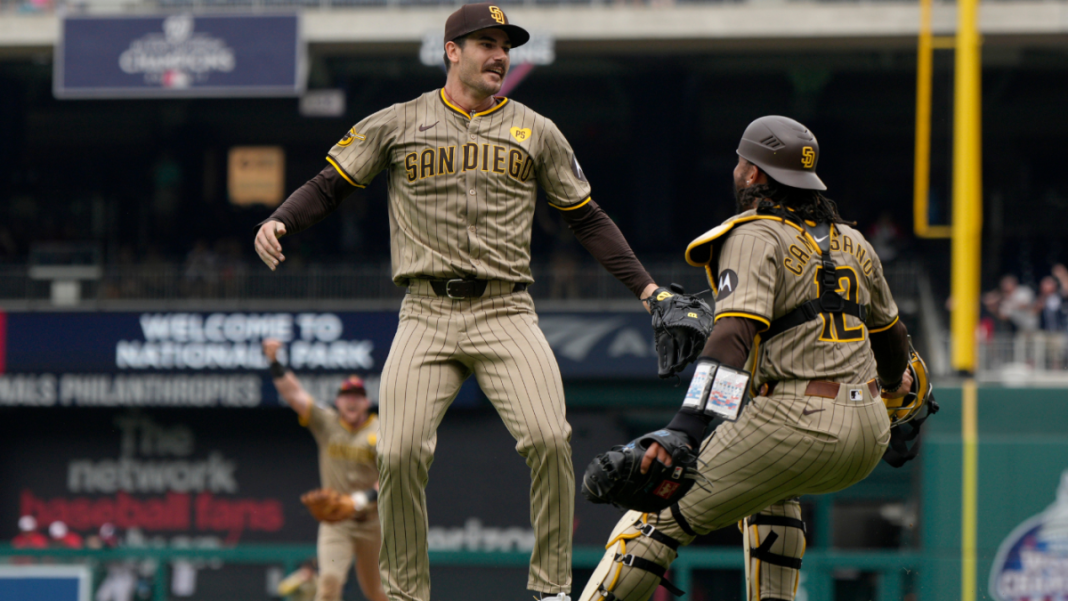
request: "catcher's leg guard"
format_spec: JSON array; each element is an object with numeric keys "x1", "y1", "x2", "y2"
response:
[
  {"x1": 743, "y1": 499, "x2": 807, "y2": 601},
  {"x1": 577, "y1": 510, "x2": 695, "y2": 601}
]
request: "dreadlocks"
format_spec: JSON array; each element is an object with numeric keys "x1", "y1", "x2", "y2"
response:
[{"x1": 741, "y1": 177, "x2": 854, "y2": 227}]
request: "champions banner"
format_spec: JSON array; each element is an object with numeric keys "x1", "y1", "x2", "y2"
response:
[
  {"x1": 0, "y1": 310, "x2": 660, "y2": 408},
  {"x1": 55, "y1": 14, "x2": 303, "y2": 99}
]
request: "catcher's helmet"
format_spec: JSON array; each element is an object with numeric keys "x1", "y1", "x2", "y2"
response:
[
  {"x1": 881, "y1": 338, "x2": 940, "y2": 467},
  {"x1": 882, "y1": 338, "x2": 937, "y2": 427},
  {"x1": 736, "y1": 115, "x2": 826, "y2": 191}
]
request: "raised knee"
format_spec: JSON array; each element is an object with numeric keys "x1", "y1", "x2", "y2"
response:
[{"x1": 316, "y1": 574, "x2": 342, "y2": 601}]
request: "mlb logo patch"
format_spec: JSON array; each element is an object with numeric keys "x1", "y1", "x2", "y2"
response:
[
  {"x1": 672, "y1": 466, "x2": 684, "y2": 480},
  {"x1": 849, "y1": 389, "x2": 864, "y2": 401}
]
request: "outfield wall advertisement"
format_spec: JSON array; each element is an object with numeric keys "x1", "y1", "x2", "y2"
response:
[{"x1": 0, "y1": 310, "x2": 661, "y2": 407}]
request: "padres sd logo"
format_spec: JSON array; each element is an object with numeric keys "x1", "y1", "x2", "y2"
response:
[
  {"x1": 801, "y1": 146, "x2": 816, "y2": 169},
  {"x1": 656, "y1": 291, "x2": 674, "y2": 301},
  {"x1": 510, "y1": 127, "x2": 531, "y2": 143},
  {"x1": 489, "y1": 6, "x2": 506, "y2": 24},
  {"x1": 337, "y1": 128, "x2": 365, "y2": 147}
]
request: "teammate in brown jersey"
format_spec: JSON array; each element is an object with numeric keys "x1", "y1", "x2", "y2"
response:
[
  {"x1": 263, "y1": 339, "x2": 386, "y2": 601},
  {"x1": 578, "y1": 116, "x2": 915, "y2": 601},
  {"x1": 253, "y1": 5, "x2": 663, "y2": 600}
]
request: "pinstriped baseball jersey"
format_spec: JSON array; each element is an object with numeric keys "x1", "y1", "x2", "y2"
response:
[
  {"x1": 694, "y1": 210, "x2": 898, "y2": 387},
  {"x1": 326, "y1": 89, "x2": 592, "y2": 286},
  {"x1": 300, "y1": 403, "x2": 379, "y2": 495}
]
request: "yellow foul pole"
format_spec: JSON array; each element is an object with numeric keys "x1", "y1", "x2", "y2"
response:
[{"x1": 951, "y1": 0, "x2": 983, "y2": 373}]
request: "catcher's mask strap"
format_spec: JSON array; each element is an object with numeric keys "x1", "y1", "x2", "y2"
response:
[
  {"x1": 748, "y1": 532, "x2": 803, "y2": 570},
  {"x1": 613, "y1": 554, "x2": 685, "y2": 597},
  {"x1": 633, "y1": 519, "x2": 682, "y2": 551},
  {"x1": 670, "y1": 503, "x2": 697, "y2": 537}
]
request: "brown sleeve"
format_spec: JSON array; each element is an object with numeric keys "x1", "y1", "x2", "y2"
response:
[
  {"x1": 699, "y1": 316, "x2": 761, "y2": 370},
  {"x1": 665, "y1": 316, "x2": 761, "y2": 444},
  {"x1": 258, "y1": 165, "x2": 355, "y2": 235},
  {"x1": 558, "y1": 199, "x2": 655, "y2": 298},
  {"x1": 869, "y1": 319, "x2": 910, "y2": 388}
]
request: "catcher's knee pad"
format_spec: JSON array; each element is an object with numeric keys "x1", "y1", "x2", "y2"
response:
[
  {"x1": 744, "y1": 500, "x2": 807, "y2": 601},
  {"x1": 578, "y1": 510, "x2": 692, "y2": 601}
]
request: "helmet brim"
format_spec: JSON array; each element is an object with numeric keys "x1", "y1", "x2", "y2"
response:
[{"x1": 737, "y1": 150, "x2": 826, "y2": 191}]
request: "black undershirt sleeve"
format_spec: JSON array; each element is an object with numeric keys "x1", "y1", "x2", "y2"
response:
[
  {"x1": 869, "y1": 319, "x2": 910, "y2": 389},
  {"x1": 258, "y1": 165, "x2": 354, "y2": 235},
  {"x1": 665, "y1": 317, "x2": 760, "y2": 444},
  {"x1": 558, "y1": 200, "x2": 655, "y2": 298}
]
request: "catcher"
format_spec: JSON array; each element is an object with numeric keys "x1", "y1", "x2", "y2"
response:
[
  {"x1": 263, "y1": 339, "x2": 387, "y2": 601},
  {"x1": 579, "y1": 116, "x2": 937, "y2": 601}
]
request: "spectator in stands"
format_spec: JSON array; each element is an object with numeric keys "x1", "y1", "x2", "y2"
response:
[
  {"x1": 983, "y1": 274, "x2": 1037, "y2": 333},
  {"x1": 48, "y1": 521, "x2": 84, "y2": 549},
  {"x1": 1035, "y1": 275, "x2": 1066, "y2": 333},
  {"x1": 12, "y1": 515, "x2": 48, "y2": 549}
]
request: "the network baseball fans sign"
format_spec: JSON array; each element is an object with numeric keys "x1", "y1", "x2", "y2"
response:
[{"x1": 55, "y1": 14, "x2": 303, "y2": 98}]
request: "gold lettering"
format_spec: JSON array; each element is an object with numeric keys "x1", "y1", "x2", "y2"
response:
[
  {"x1": 519, "y1": 155, "x2": 535, "y2": 181},
  {"x1": 419, "y1": 149, "x2": 435, "y2": 179},
  {"x1": 462, "y1": 143, "x2": 478, "y2": 171},
  {"x1": 862, "y1": 259, "x2": 873, "y2": 275},
  {"x1": 507, "y1": 149, "x2": 523, "y2": 179},
  {"x1": 784, "y1": 257, "x2": 804, "y2": 276},
  {"x1": 492, "y1": 145, "x2": 506, "y2": 174},
  {"x1": 842, "y1": 235, "x2": 854, "y2": 256},
  {"x1": 438, "y1": 146, "x2": 455, "y2": 175},
  {"x1": 404, "y1": 152, "x2": 418, "y2": 182},
  {"x1": 481, "y1": 144, "x2": 490, "y2": 172}
]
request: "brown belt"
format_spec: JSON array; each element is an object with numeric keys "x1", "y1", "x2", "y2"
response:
[
  {"x1": 759, "y1": 379, "x2": 879, "y2": 399},
  {"x1": 412, "y1": 279, "x2": 527, "y2": 299}
]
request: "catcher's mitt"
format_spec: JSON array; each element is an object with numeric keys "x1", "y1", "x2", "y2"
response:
[
  {"x1": 300, "y1": 488, "x2": 356, "y2": 523},
  {"x1": 647, "y1": 284, "x2": 715, "y2": 378},
  {"x1": 581, "y1": 429, "x2": 699, "y2": 513}
]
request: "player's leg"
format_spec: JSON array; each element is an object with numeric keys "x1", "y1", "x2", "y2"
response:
[
  {"x1": 377, "y1": 295, "x2": 469, "y2": 601},
  {"x1": 352, "y1": 527, "x2": 388, "y2": 601},
  {"x1": 576, "y1": 510, "x2": 693, "y2": 601},
  {"x1": 462, "y1": 291, "x2": 574, "y2": 596},
  {"x1": 579, "y1": 394, "x2": 824, "y2": 601},
  {"x1": 316, "y1": 524, "x2": 354, "y2": 601},
  {"x1": 744, "y1": 498, "x2": 806, "y2": 601}
]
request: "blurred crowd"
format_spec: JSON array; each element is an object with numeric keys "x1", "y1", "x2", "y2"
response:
[
  {"x1": 981, "y1": 265, "x2": 1068, "y2": 336},
  {"x1": 979, "y1": 265, "x2": 1068, "y2": 372}
]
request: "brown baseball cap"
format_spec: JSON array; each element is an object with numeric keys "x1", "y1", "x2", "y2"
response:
[{"x1": 444, "y1": 3, "x2": 530, "y2": 48}]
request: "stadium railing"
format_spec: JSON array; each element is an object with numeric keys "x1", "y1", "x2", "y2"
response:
[
  {"x1": 0, "y1": 544, "x2": 920, "y2": 601},
  {"x1": 0, "y1": 259, "x2": 924, "y2": 306}
]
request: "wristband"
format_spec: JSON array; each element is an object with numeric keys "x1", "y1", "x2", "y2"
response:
[
  {"x1": 682, "y1": 358, "x2": 751, "y2": 421},
  {"x1": 878, "y1": 376, "x2": 904, "y2": 395},
  {"x1": 350, "y1": 489, "x2": 378, "y2": 512},
  {"x1": 269, "y1": 361, "x2": 286, "y2": 379}
]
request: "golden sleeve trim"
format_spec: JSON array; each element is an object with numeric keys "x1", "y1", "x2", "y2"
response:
[
  {"x1": 715, "y1": 312, "x2": 771, "y2": 329},
  {"x1": 325, "y1": 156, "x2": 366, "y2": 188},
  {"x1": 868, "y1": 314, "x2": 900, "y2": 334},
  {"x1": 549, "y1": 196, "x2": 592, "y2": 211}
]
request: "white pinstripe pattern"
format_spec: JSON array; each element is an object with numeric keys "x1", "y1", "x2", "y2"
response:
[
  {"x1": 578, "y1": 385, "x2": 890, "y2": 601},
  {"x1": 377, "y1": 290, "x2": 573, "y2": 601}
]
